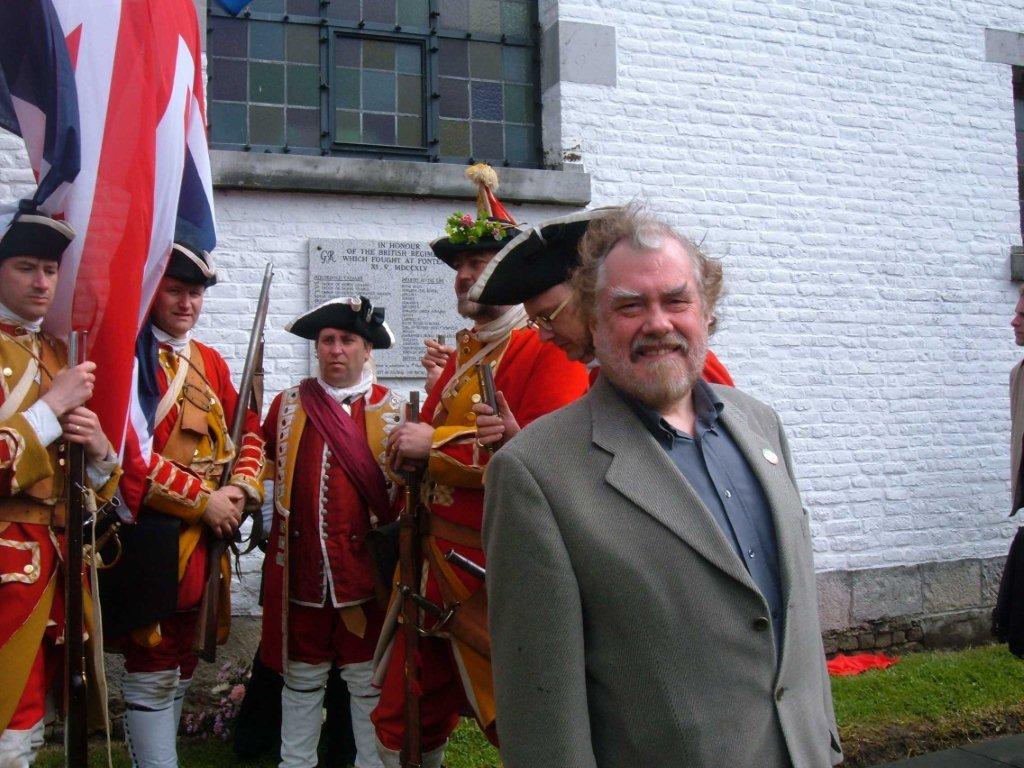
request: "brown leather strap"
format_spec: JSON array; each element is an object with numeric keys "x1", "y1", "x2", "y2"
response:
[
  {"x1": 423, "y1": 511, "x2": 482, "y2": 549},
  {"x1": 162, "y1": 345, "x2": 209, "y2": 466},
  {"x1": 0, "y1": 498, "x2": 66, "y2": 528}
]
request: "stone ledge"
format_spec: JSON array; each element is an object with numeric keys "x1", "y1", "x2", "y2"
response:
[
  {"x1": 818, "y1": 556, "x2": 1007, "y2": 652},
  {"x1": 1011, "y1": 246, "x2": 1024, "y2": 282},
  {"x1": 211, "y1": 150, "x2": 592, "y2": 207},
  {"x1": 820, "y1": 556, "x2": 1005, "y2": 628},
  {"x1": 986, "y1": 28, "x2": 1024, "y2": 66}
]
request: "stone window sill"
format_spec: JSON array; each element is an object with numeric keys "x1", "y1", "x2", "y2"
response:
[{"x1": 211, "y1": 150, "x2": 591, "y2": 207}]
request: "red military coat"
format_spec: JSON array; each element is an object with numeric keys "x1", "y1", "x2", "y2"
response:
[
  {"x1": 0, "y1": 323, "x2": 120, "y2": 730},
  {"x1": 260, "y1": 381, "x2": 402, "y2": 673},
  {"x1": 120, "y1": 338, "x2": 265, "y2": 647},
  {"x1": 422, "y1": 325, "x2": 589, "y2": 583}
]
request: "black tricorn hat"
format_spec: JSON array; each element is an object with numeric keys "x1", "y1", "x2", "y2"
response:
[
  {"x1": 468, "y1": 208, "x2": 616, "y2": 306},
  {"x1": 165, "y1": 241, "x2": 217, "y2": 287},
  {"x1": 0, "y1": 212, "x2": 75, "y2": 262},
  {"x1": 286, "y1": 295, "x2": 395, "y2": 349}
]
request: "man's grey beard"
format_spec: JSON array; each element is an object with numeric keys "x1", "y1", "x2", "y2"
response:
[
  {"x1": 458, "y1": 292, "x2": 506, "y2": 322},
  {"x1": 594, "y1": 328, "x2": 707, "y2": 411}
]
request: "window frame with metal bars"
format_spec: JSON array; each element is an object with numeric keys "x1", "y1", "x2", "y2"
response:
[{"x1": 206, "y1": 0, "x2": 543, "y2": 168}]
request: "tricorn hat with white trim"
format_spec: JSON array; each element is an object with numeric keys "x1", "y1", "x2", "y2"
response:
[
  {"x1": 468, "y1": 207, "x2": 616, "y2": 306},
  {"x1": 0, "y1": 212, "x2": 75, "y2": 262},
  {"x1": 286, "y1": 295, "x2": 395, "y2": 349},
  {"x1": 165, "y1": 241, "x2": 217, "y2": 287}
]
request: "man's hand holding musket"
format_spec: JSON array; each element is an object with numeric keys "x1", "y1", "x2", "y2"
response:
[
  {"x1": 0, "y1": 212, "x2": 121, "y2": 767},
  {"x1": 105, "y1": 242, "x2": 266, "y2": 768}
]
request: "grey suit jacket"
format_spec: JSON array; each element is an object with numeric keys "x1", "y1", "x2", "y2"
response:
[
  {"x1": 1011, "y1": 360, "x2": 1024, "y2": 513},
  {"x1": 483, "y1": 377, "x2": 842, "y2": 768}
]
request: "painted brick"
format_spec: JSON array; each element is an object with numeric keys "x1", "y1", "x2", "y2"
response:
[{"x1": 4, "y1": 1, "x2": 1024, "y2": 617}]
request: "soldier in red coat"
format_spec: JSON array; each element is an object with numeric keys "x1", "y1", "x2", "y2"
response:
[
  {"x1": 372, "y1": 165, "x2": 591, "y2": 767},
  {"x1": 468, "y1": 207, "x2": 734, "y2": 392},
  {"x1": 107, "y1": 243, "x2": 266, "y2": 768},
  {"x1": 260, "y1": 297, "x2": 402, "y2": 768},
  {"x1": 0, "y1": 212, "x2": 121, "y2": 767}
]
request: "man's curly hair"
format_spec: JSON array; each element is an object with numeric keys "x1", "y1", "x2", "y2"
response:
[{"x1": 571, "y1": 203, "x2": 723, "y2": 333}]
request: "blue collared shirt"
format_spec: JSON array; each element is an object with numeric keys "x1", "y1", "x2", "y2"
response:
[{"x1": 625, "y1": 381, "x2": 785, "y2": 653}]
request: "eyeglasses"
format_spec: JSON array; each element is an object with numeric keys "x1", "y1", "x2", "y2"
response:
[{"x1": 526, "y1": 294, "x2": 572, "y2": 332}]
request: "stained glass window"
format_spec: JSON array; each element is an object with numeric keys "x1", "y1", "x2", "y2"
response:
[{"x1": 207, "y1": 0, "x2": 540, "y2": 167}]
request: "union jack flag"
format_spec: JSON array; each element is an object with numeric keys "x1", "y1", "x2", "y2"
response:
[
  {"x1": 39, "y1": 0, "x2": 217, "y2": 516},
  {"x1": 0, "y1": 0, "x2": 81, "y2": 225}
]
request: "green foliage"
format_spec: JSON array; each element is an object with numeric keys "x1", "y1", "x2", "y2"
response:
[{"x1": 443, "y1": 212, "x2": 507, "y2": 246}]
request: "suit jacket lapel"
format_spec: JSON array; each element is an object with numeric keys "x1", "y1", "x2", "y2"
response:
[
  {"x1": 589, "y1": 379, "x2": 757, "y2": 594},
  {"x1": 716, "y1": 390, "x2": 805, "y2": 646}
]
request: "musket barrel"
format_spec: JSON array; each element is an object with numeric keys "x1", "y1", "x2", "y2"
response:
[
  {"x1": 399, "y1": 389, "x2": 423, "y2": 767},
  {"x1": 194, "y1": 263, "x2": 274, "y2": 661}
]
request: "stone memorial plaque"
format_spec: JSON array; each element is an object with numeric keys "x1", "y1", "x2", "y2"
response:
[{"x1": 308, "y1": 239, "x2": 465, "y2": 378}]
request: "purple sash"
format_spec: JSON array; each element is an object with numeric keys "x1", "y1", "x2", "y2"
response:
[{"x1": 298, "y1": 378, "x2": 391, "y2": 517}]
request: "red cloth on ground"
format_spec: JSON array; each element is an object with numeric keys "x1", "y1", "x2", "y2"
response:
[{"x1": 826, "y1": 652, "x2": 899, "y2": 676}]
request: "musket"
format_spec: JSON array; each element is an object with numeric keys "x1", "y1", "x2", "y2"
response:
[
  {"x1": 476, "y1": 362, "x2": 497, "y2": 414},
  {"x1": 64, "y1": 331, "x2": 88, "y2": 767},
  {"x1": 398, "y1": 389, "x2": 423, "y2": 768},
  {"x1": 444, "y1": 549, "x2": 486, "y2": 582},
  {"x1": 194, "y1": 263, "x2": 273, "y2": 662}
]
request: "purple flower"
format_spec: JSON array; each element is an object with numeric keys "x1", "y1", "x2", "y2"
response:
[{"x1": 459, "y1": 214, "x2": 474, "y2": 227}]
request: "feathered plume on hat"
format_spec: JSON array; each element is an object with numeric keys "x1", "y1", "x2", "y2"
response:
[{"x1": 429, "y1": 163, "x2": 522, "y2": 268}]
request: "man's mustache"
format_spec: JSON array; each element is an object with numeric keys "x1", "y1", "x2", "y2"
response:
[{"x1": 630, "y1": 332, "x2": 689, "y2": 363}]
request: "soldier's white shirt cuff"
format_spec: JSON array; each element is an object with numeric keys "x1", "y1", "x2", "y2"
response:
[
  {"x1": 86, "y1": 449, "x2": 117, "y2": 488},
  {"x1": 22, "y1": 400, "x2": 62, "y2": 446}
]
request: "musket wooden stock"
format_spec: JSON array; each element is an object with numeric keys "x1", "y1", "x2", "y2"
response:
[
  {"x1": 194, "y1": 264, "x2": 273, "y2": 662},
  {"x1": 64, "y1": 331, "x2": 88, "y2": 767},
  {"x1": 399, "y1": 389, "x2": 423, "y2": 768}
]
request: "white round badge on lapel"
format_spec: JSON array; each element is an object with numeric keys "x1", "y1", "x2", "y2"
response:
[{"x1": 762, "y1": 448, "x2": 779, "y2": 465}]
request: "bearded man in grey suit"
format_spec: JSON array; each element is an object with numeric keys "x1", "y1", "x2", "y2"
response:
[{"x1": 482, "y1": 204, "x2": 842, "y2": 768}]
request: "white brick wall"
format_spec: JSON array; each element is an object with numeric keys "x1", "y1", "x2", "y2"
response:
[
  {"x1": 5, "y1": 1, "x2": 1024, "y2": 615},
  {"x1": 549, "y1": 0, "x2": 1024, "y2": 572}
]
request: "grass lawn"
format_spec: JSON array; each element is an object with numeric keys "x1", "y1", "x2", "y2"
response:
[{"x1": 35, "y1": 644, "x2": 1024, "y2": 767}]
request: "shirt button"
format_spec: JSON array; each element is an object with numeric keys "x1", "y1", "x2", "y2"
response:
[
  {"x1": 752, "y1": 616, "x2": 769, "y2": 632},
  {"x1": 748, "y1": 549, "x2": 756, "y2": 559},
  {"x1": 724, "y1": 489, "x2": 732, "y2": 499}
]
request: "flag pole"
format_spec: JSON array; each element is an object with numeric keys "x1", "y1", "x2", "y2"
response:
[{"x1": 65, "y1": 330, "x2": 89, "y2": 767}]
